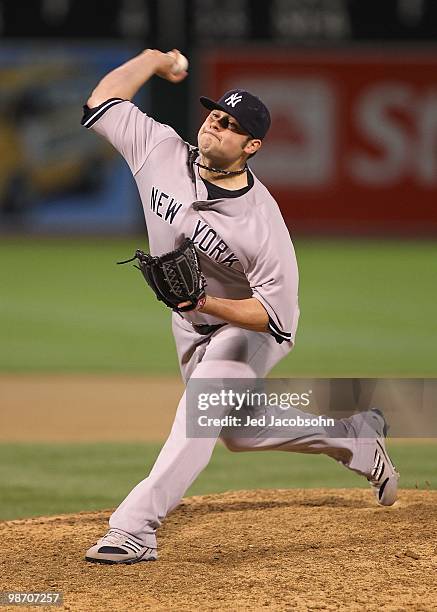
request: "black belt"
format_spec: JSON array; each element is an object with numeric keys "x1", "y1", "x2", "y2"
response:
[{"x1": 192, "y1": 323, "x2": 226, "y2": 335}]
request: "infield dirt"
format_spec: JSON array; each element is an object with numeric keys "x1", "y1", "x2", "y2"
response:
[
  {"x1": 0, "y1": 375, "x2": 184, "y2": 442},
  {"x1": 1, "y1": 488, "x2": 437, "y2": 611}
]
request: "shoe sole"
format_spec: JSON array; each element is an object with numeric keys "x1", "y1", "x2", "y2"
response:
[
  {"x1": 85, "y1": 555, "x2": 157, "y2": 565},
  {"x1": 85, "y1": 549, "x2": 157, "y2": 565}
]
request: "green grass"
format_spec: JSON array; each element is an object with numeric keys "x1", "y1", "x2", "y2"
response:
[
  {"x1": 0, "y1": 237, "x2": 436, "y2": 375},
  {"x1": 0, "y1": 441, "x2": 435, "y2": 520},
  {"x1": 0, "y1": 238, "x2": 174, "y2": 374},
  {"x1": 2, "y1": 238, "x2": 434, "y2": 521}
]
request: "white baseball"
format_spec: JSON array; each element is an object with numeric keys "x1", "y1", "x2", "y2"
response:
[{"x1": 168, "y1": 52, "x2": 189, "y2": 74}]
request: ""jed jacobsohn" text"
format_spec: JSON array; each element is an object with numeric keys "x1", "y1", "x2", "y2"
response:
[{"x1": 197, "y1": 414, "x2": 335, "y2": 428}]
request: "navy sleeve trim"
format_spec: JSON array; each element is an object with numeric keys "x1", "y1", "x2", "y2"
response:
[
  {"x1": 81, "y1": 98, "x2": 126, "y2": 128},
  {"x1": 268, "y1": 316, "x2": 292, "y2": 344}
]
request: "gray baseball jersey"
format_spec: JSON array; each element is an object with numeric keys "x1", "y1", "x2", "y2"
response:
[
  {"x1": 81, "y1": 99, "x2": 391, "y2": 551},
  {"x1": 82, "y1": 99, "x2": 300, "y2": 345}
]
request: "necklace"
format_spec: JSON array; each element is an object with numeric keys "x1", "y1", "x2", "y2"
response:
[{"x1": 193, "y1": 160, "x2": 247, "y2": 176}]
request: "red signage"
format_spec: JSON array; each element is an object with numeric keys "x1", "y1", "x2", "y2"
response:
[{"x1": 200, "y1": 49, "x2": 437, "y2": 234}]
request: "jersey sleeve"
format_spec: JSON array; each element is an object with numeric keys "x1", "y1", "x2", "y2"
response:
[
  {"x1": 247, "y1": 238, "x2": 299, "y2": 344},
  {"x1": 235, "y1": 198, "x2": 299, "y2": 344},
  {"x1": 81, "y1": 98, "x2": 179, "y2": 175}
]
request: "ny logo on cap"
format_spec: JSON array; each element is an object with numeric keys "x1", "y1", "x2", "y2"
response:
[{"x1": 224, "y1": 93, "x2": 243, "y2": 108}]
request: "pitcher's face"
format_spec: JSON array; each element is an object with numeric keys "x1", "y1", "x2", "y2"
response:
[{"x1": 198, "y1": 110, "x2": 259, "y2": 166}]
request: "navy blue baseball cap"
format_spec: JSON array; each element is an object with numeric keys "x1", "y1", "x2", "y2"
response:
[{"x1": 200, "y1": 89, "x2": 271, "y2": 140}]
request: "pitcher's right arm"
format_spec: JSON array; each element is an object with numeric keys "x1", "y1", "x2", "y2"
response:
[{"x1": 87, "y1": 49, "x2": 187, "y2": 107}]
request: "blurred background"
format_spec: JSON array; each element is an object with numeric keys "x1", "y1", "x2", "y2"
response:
[
  {"x1": 0, "y1": 0, "x2": 436, "y2": 519},
  {"x1": 1, "y1": 0, "x2": 437, "y2": 234}
]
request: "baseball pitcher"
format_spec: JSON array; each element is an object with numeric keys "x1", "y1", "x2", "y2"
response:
[{"x1": 81, "y1": 49, "x2": 399, "y2": 564}]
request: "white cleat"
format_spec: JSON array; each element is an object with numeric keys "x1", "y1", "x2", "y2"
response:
[
  {"x1": 85, "y1": 529, "x2": 157, "y2": 565},
  {"x1": 367, "y1": 409, "x2": 400, "y2": 506}
]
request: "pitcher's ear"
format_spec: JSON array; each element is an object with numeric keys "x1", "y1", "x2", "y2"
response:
[{"x1": 243, "y1": 138, "x2": 262, "y2": 156}]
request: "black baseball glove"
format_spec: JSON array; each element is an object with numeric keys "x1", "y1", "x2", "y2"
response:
[{"x1": 117, "y1": 238, "x2": 206, "y2": 312}]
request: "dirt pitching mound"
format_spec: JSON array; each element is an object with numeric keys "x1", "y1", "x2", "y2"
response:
[{"x1": 1, "y1": 489, "x2": 436, "y2": 611}]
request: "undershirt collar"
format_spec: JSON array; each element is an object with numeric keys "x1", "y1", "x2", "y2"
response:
[{"x1": 201, "y1": 169, "x2": 254, "y2": 200}]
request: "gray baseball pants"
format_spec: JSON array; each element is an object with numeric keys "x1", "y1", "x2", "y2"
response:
[{"x1": 109, "y1": 316, "x2": 379, "y2": 548}]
